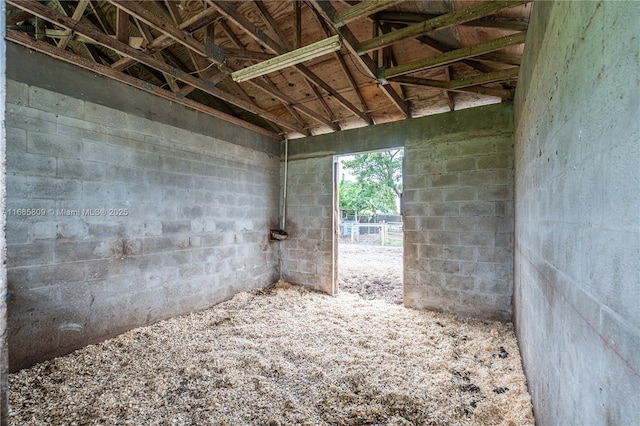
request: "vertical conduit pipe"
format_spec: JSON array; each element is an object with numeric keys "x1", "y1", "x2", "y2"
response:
[{"x1": 280, "y1": 136, "x2": 288, "y2": 231}]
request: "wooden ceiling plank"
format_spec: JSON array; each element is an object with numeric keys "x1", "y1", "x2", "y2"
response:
[
  {"x1": 6, "y1": 29, "x2": 279, "y2": 139},
  {"x1": 382, "y1": 31, "x2": 527, "y2": 80},
  {"x1": 310, "y1": 0, "x2": 409, "y2": 119},
  {"x1": 311, "y1": 7, "x2": 371, "y2": 114},
  {"x1": 210, "y1": 0, "x2": 373, "y2": 126},
  {"x1": 358, "y1": 0, "x2": 530, "y2": 54},
  {"x1": 255, "y1": 1, "x2": 291, "y2": 50},
  {"x1": 8, "y1": 0, "x2": 304, "y2": 134},
  {"x1": 334, "y1": 0, "x2": 403, "y2": 28}
]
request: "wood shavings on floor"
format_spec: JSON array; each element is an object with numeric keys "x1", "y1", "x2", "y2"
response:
[{"x1": 10, "y1": 281, "x2": 534, "y2": 425}]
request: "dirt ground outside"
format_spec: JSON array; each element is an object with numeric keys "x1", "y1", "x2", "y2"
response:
[{"x1": 339, "y1": 243, "x2": 403, "y2": 305}]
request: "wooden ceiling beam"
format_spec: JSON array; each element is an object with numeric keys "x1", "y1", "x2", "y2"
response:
[
  {"x1": 134, "y1": 18, "x2": 180, "y2": 92},
  {"x1": 376, "y1": 11, "x2": 530, "y2": 31},
  {"x1": 88, "y1": 1, "x2": 114, "y2": 35},
  {"x1": 56, "y1": 0, "x2": 90, "y2": 49},
  {"x1": 110, "y1": 5, "x2": 219, "y2": 71},
  {"x1": 310, "y1": 0, "x2": 409, "y2": 119},
  {"x1": 8, "y1": 0, "x2": 304, "y2": 134},
  {"x1": 391, "y1": 75, "x2": 514, "y2": 99},
  {"x1": 208, "y1": 0, "x2": 373, "y2": 126},
  {"x1": 358, "y1": 0, "x2": 530, "y2": 54},
  {"x1": 116, "y1": 7, "x2": 129, "y2": 44},
  {"x1": 389, "y1": 69, "x2": 518, "y2": 98},
  {"x1": 105, "y1": 0, "x2": 210, "y2": 62},
  {"x1": 7, "y1": 8, "x2": 32, "y2": 25},
  {"x1": 333, "y1": 0, "x2": 403, "y2": 27},
  {"x1": 293, "y1": 0, "x2": 302, "y2": 49},
  {"x1": 381, "y1": 31, "x2": 527, "y2": 80},
  {"x1": 6, "y1": 29, "x2": 279, "y2": 139},
  {"x1": 387, "y1": 22, "x2": 495, "y2": 74},
  {"x1": 470, "y1": 52, "x2": 522, "y2": 66},
  {"x1": 109, "y1": 0, "x2": 334, "y2": 131},
  {"x1": 252, "y1": 2, "x2": 339, "y2": 131}
]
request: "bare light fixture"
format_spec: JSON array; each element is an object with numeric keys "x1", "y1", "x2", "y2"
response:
[{"x1": 231, "y1": 35, "x2": 342, "y2": 83}]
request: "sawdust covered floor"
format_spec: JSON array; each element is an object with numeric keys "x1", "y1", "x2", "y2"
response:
[{"x1": 10, "y1": 282, "x2": 534, "y2": 425}]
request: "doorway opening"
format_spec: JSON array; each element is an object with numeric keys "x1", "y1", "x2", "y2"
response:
[{"x1": 335, "y1": 149, "x2": 404, "y2": 305}]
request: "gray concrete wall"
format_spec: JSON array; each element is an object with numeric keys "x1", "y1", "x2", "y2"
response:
[
  {"x1": 403, "y1": 104, "x2": 514, "y2": 321},
  {"x1": 5, "y1": 43, "x2": 281, "y2": 371},
  {"x1": 280, "y1": 155, "x2": 335, "y2": 294},
  {"x1": 514, "y1": 1, "x2": 640, "y2": 424},
  {"x1": 1, "y1": 4, "x2": 9, "y2": 423},
  {"x1": 288, "y1": 103, "x2": 514, "y2": 320}
]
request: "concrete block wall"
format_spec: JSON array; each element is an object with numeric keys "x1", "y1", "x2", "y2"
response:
[
  {"x1": 5, "y1": 44, "x2": 281, "y2": 371},
  {"x1": 403, "y1": 105, "x2": 514, "y2": 321},
  {"x1": 280, "y1": 155, "x2": 335, "y2": 294},
  {"x1": 287, "y1": 103, "x2": 514, "y2": 320},
  {"x1": 514, "y1": 1, "x2": 640, "y2": 424}
]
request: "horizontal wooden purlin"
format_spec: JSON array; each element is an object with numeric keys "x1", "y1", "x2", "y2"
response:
[
  {"x1": 389, "y1": 67, "x2": 519, "y2": 90},
  {"x1": 333, "y1": 0, "x2": 402, "y2": 27},
  {"x1": 376, "y1": 11, "x2": 529, "y2": 31},
  {"x1": 390, "y1": 75, "x2": 514, "y2": 99},
  {"x1": 6, "y1": 30, "x2": 279, "y2": 139},
  {"x1": 111, "y1": 6, "x2": 220, "y2": 71},
  {"x1": 447, "y1": 67, "x2": 519, "y2": 89},
  {"x1": 8, "y1": 0, "x2": 305, "y2": 135},
  {"x1": 358, "y1": 0, "x2": 529, "y2": 54},
  {"x1": 381, "y1": 31, "x2": 527, "y2": 80},
  {"x1": 208, "y1": 0, "x2": 374, "y2": 126},
  {"x1": 471, "y1": 52, "x2": 522, "y2": 66}
]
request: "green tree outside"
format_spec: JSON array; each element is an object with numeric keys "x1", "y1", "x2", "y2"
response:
[{"x1": 339, "y1": 150, "x2": 403, "y2": 216}]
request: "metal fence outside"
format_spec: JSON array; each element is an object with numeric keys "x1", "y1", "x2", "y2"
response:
[{"x1": 338, "y1": 221, "x2": 403, "y2": 246}]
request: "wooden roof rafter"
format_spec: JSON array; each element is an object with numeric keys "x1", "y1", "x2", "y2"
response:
[
  {"x1": 5, "y1": 0, "x2": 532, "y2": 138},
  {"x1": 207, "y1": 0, "x2": 374, "y2": 126},
  {"x1": 309, "y1": 0, "x2": 411, "y2": 119},
  {"x1": 7, "y1": 0, "x2": 304, "y2": 135},
  {"x1": 252, "y1": 1, "x2": 340, "y2": 131},
  {"x1": 357, "y1": 0, "x2": 530, "y2": 54},
  {"x1": 6, "y1": 29, "x2": 280, "y2": 138}
]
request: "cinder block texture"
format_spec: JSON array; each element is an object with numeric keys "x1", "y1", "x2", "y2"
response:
[
  {"x1": 280, "y1": 156, "x2": 335, "y2": 294},
  {"x1": 514, "y1": 1, "x2": 640, "y2": 424},
  {"x1": 403, "y1": 104, "x2": 514, "y2": 322},
  {"x1": 5, "y1": 48, "x2": 280, "y2": 371}
]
